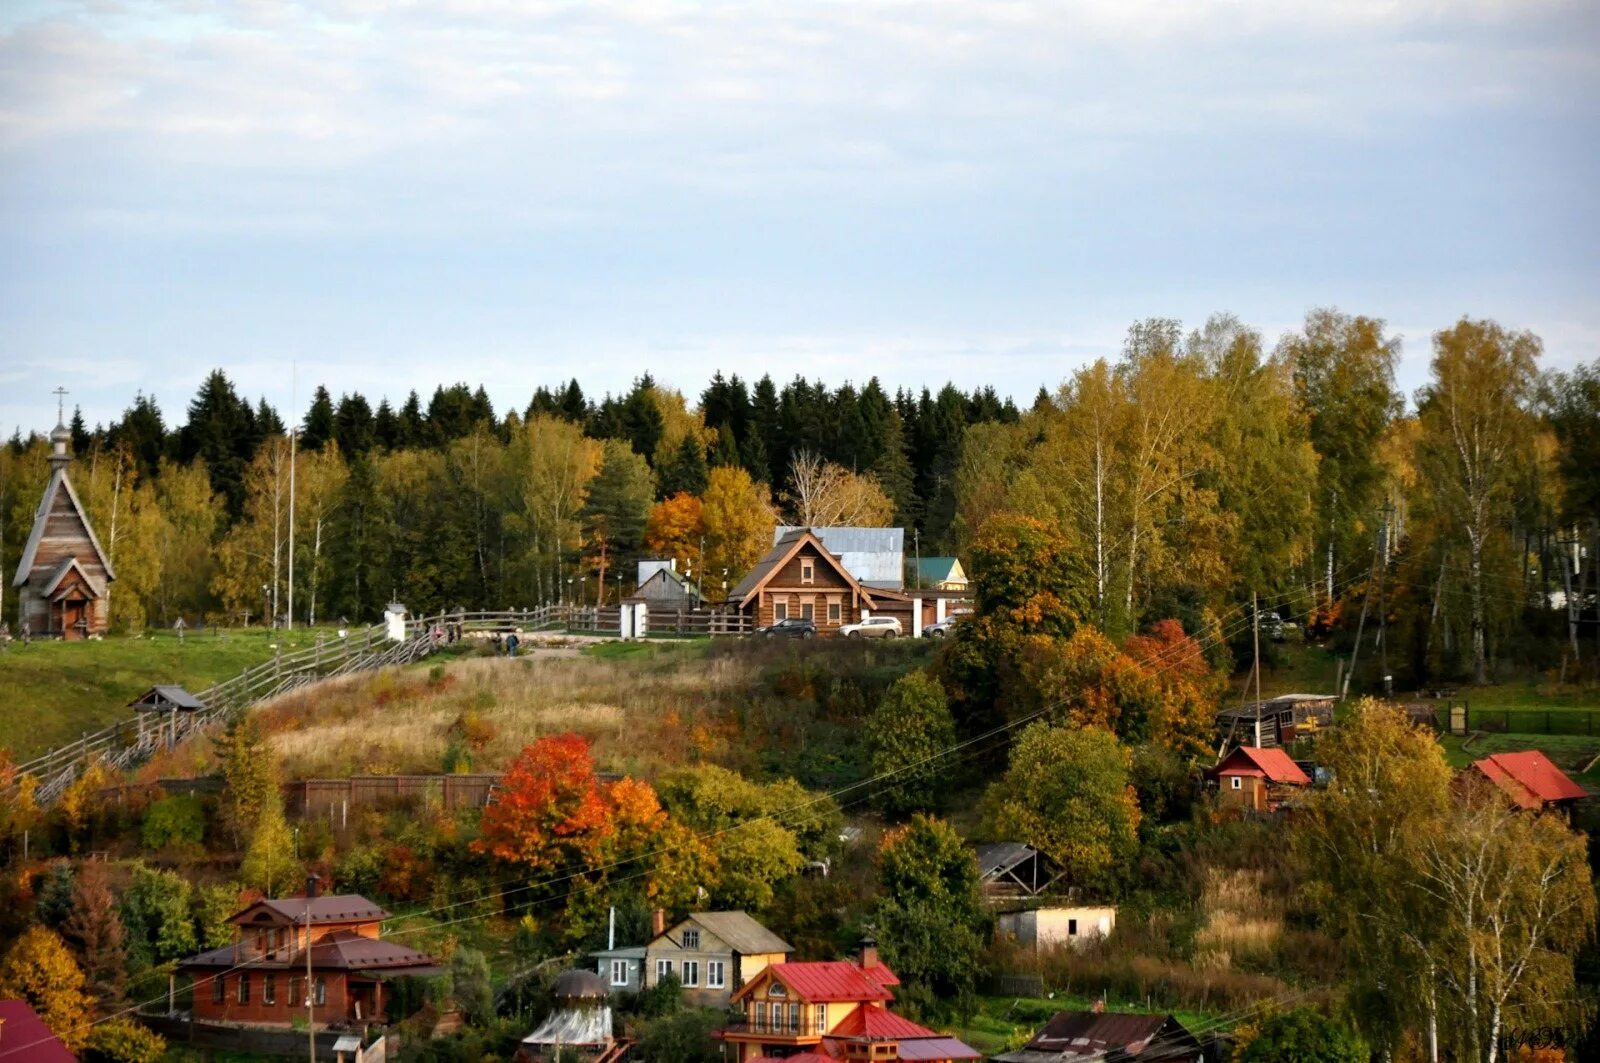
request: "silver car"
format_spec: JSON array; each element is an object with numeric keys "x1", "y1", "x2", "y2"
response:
[{"x1": 839, "y1": 616, "x2": 902, "y2": 639}]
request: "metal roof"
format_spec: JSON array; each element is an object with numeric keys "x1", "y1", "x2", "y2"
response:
[
  {"x1": 975, "y1": 842, "x2": 1037, "y2": 877},
  {"x1": 776, "y1": 526, "x2": 904, "y2": 589},
  {"x1": 1213, "y1": 746, "x2": 1311, "y2": 786},
  {"x1": 129, "y1": 684, "x2": 206, "y2": 712},
  {"x1": 0, "y1": 1000, "x2": 77, "y2": 1063},
  {"x1": 752, "y1": 960, "x2": 898, "y2": 1003},
  {"x1": 230, "y1": 894, "x2": 391, "y2": 926},
  {"x1": 993, "y1": 1011, "x2": 1197, "y2": 1062},
  {"x1": 679, "y1": 911, "x2": 793, "y2": 956},
  {"x1": 1473, "y1": 751, "x2": 1588, "y2": 808}
]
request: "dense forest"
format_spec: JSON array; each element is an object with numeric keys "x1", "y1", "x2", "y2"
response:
[{"x1": 3, "y1": 308, "x2": 1597, "y2": 686}]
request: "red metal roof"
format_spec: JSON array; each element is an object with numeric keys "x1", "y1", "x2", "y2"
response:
[
  {"x1": 0, "y1": 1000, "x2": 77, "y2": 1063},
  {"x1": 766, "y1": 961, "x2": 897, "y2": 1003},
  {"x1": 892, "y1": 1036, "x2": 985, "y2": 1061},
  {"x1": 1473, "y1": 751, "x2": 1587, "y2": 810},
  {"x1": 1213, "y1": 746, "x2": 1310, "y2": 786},
  {"x1": 829, "y1": 1004, "x2": 939, "y2": 1039}
]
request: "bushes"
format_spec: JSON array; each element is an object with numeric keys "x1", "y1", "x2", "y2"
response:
[
  {"x1": 83, "y1": 1017, "x2": 166, "y2": 1063},
  {"x1": 141, "y1": 796, "x2": 205, "y2": 851},
  {"x1": 1036, "y1": 945, "x2": 1289, "y2": 1016}
]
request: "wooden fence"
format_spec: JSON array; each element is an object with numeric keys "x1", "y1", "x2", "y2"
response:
[
  {"x1": 287, "y1": 774, "x2": 502, "y2": 819},
  {"x1": 12, "y1": 603, "x2": 754, "y2": 806}
]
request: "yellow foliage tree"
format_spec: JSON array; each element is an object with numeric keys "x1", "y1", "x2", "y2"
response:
[
  {"x1": 700, "y1": 466, "x2": 776, "y2": 591},
  {"x1": 0, "y1": 926, "x2": 95, "y2": 1052}
]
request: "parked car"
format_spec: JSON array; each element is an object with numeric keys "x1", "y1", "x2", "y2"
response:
[
  {"x1": 923, "y1": 615, "x2": 965, "y2": 638},
  {"x1": 839, "y1": 616, "x2": 902, "y2": 639},
  {"x1": 755, "y1": 617, "x2": 816, "y2": 639}
]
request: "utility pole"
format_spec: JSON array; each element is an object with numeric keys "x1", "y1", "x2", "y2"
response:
[
  {"x1": 288, "y1": 362, "x2": 297, "y2": 632},
  {"x1": 1252, "y1": 590, "x2": 1262, "y2": 707},
  {"x1": 1342, "y1": 507, "x2": 1387, "y2": 701},
  {"x1": 306, "y1": 902, "x2": 315, "y2": 1063},
  {"x1": 1378, "y1": 501, "x2": 1394, "y2": 694}
]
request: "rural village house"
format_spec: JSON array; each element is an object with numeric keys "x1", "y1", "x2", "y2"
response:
[
  {"x1": 995, "y1": 906, "x2": 1117, "y2": 954},
  {"x1": 722, "y1": 940, "x2": 981, "y2": 1063},
  {"x1": 593, "y1": 910, "x2": 793, "y2": 1010},
  {"x1": 12, "y1": 418, "x2": 115, "y2": 639},
  {"x1": 1208, "y1": 746, "x2": 1311, "y2": 813},
  {"x1": 1214, "y1": 694, "x2": 1335, "y2": 749},
  {"x1": 176, "y1": 887, "x2": 440, "y2": 1028},
  {"x1": 992, "y1": 1010, "x2": 1203, "y2": 1063},
  {"x1": 1467, "y1": 750, "x2": 1588, "y2": 814},
  {"x1": 633, "y1": 559, "x2": 705, "y2": 609},
  {"x1": 911, "y1": 556, "x2": 969, "y2": 591}
]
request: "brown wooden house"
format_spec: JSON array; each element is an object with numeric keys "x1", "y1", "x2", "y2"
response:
[
  {"x1": 177, "y1": 890, "x2": 440, "y2": 1028},
  {"x1": 728, "y1": 529, "x2": 876, "y2": 634},
  {"x1": 1209, "y1": 746, "x2": 1311, "y2": 812},
  {"x1": 12, "y1": 421, "x2": 115, "y2": 639}
]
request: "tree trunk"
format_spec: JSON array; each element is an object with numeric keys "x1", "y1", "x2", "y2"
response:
[{"x1": 1470, "y1": 529, "x2": 1488, "y2": 685}]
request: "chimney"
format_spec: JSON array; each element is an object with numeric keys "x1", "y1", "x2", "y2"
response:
[
  {"x1": 651, "y1": 907, "x2": 666, "y2": 938},
  {"x1": 859, "y1": 935, "x2": 879, "y2": 970},
  {"x1": 305, "y1": 873, "x2": 320, "y2": 899}
]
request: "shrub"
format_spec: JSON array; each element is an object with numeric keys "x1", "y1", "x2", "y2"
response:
[
  {"x1": 334, "y1": 846, "x2": 385, "y2": 896},
  {"x1": 141, "y1": 796, "x2": 205, "y2": 851},
  {"x1": 83, "y1": 1016, "x2": 166, "y2": 1063}
]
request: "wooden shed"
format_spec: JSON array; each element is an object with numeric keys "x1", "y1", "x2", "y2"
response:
[{"x1": 131, "y1": 685, "x2": 207, "y2": 750}]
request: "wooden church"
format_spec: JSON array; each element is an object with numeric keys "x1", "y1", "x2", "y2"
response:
[{"x1": 12, "y1": 416, "x2": 115, "y2": 639}]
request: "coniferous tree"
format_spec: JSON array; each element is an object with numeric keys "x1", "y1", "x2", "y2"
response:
[
  {"x1": 372, "y1": 398, "x2": 400, "y2": 451},
  {"x1": 68, "y1": 406, "x2": 90, "y2": 454},
  {"x1": 658, "y1": 433, "x2": 709, "y2": 498},
  {"x1": 559, "y1": 379, "x2": 590, "y2": 424},
  {"x1": 177, "y1": 370, "x2": 256, "y2": 516},
  {"x1": 62, "y1": 859, "x2": 127, "y2": 1010},
  {"x1": 333, "y1": 393, "x2": 375, "y2": 456},
  {"x1": 107, "y1": 392, "x2": 168, "y2": 481},
  {"x1": 398, "y1": 390, "x2": 425, "y2": 447},
  {"x1": 747, "y1": 375, "x2": 781, "y2": 486},
  {"x1": 301, "y1": 386, "x2": 335, "y2": 451}
]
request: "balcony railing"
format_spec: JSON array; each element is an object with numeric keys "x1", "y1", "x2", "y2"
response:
[{"x1": 724, "y1": 1017, "x2": 824, "y2": 1038}]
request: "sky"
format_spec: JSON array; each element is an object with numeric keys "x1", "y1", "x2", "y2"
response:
[{"x1": 1, "y1": 0, "x2": 1597, "y2": 436}]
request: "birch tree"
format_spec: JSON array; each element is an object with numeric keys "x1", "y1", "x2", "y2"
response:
[
  {"x1": 783, "y1": 450, "x2": 894, "y2": 527},
  {"x1": 292, "y1": 442, "x2": 349, "y2": 626},
  {"x1": 505, "y1": 415, "x2": 601, "y2": 601},
  {"x1": 213, "y1": 436, "x2": 291, "y2": 621},
  {"x1": 1415, "y1": 318, "x2": 1540, "y2": 684}
]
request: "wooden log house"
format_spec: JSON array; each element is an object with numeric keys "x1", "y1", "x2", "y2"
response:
[{"x1": 12, "y1": 418, "x2": 115, "y2": 639}]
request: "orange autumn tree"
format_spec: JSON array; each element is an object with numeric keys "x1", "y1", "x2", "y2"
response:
[
  {"x1": 477, "y1": 735, "x2": 713, "y2": 935},
  {"x1": 644, "y1": 492, "x2": 703, "y2": 571}
]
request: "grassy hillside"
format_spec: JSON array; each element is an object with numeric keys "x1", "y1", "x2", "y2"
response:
[{"x1": 0, "y1": 626, "x2": 346, "y2": 761}]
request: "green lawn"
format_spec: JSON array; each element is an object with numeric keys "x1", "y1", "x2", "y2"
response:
[
  {"x1": 955, "y1": 994, "x2": 1221, "y2": 1056},
  {"x1": 0, "y1": 626, "x2": 345, "y2": 761}
]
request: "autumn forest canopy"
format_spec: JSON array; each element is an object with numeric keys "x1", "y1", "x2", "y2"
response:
[{"x1": 3, "y1": 308, "x2": 1598, "y2": 686}]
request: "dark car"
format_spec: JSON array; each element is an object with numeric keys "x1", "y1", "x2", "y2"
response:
[{"x1": 755, "y1": 617, "x2": 816, "y2": 639}]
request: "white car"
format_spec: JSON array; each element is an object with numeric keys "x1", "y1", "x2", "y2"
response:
[{"x1": 839, "y1": 616, "x2": 902, "y2": 639}]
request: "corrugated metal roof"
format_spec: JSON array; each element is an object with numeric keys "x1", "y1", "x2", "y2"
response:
[
  {"x1": 765, "y1": 961, "x2": 896, "y2": 1003},
  {"x1": 993, "y1": 1011, "x2": 1196, "y2": 1061},
  {"x1": 975, "y1": 842, "x2": 1036, "y2": 877},
  {"x1": 1215, "y1": 746, "x2": 1310, "y2": 786},
  {"x1": 776, "y1": 526, "x2": 904, "y2": 589},
  {"x1": 1474, "y1": 751, "x2": 1587, "y2": 808},
  {"x1": 729, "y1": 529, "x2": 811, "y2": 602},
  {"x1": 893, "y1": 1036, "x2": 985, "y2": 1060},
  {"x1": 229, "y1": 894, "x2": 391, "y2": 926},
  {"x1": 130, "y1": 684, "x2": 205, "y2": 711},
  {"x1": 828, "y1": 1004, "x2": 939, "y2": 1039}
]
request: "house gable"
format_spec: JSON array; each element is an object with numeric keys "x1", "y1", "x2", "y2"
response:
[
  {"x1": 730, "y1": 529, "x2": 870, "y2": 606},
  {"x1": 14, "y1": 469, "x2": 115, "y2": 588}
]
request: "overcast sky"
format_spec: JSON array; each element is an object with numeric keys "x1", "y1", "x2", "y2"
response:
[{"x1": 1, "y1": 0, "x2": 1596, "y2": 436}]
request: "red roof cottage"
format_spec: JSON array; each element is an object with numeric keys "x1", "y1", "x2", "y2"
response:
[
  {"x1": 724, "y1": 941, "x2": 980, "y2": 1063},
  {"x1": 1469, "y1": 751, "x2": 1588, "y2": 813},
  {"x1": 1210, "y1": 746, "x2": 1310, "y2": 812},
  {"x1": 177, "y1": 889, "x2": 440, "y2": 1029}
]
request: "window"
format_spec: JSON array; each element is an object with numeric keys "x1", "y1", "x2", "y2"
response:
[
  {"x1": 827, "y1": 601, "x2": 841, "y2": 623},
  {"x1": 289, "y1": 978, "x2": 302, "y2": 1007},
  {"x1": 1068, "y1": 919, "x2": 1078, "y2": 936},
  {"x1": 774, "y1": 601, "x2": 789, "y2": 621},
  {"x1": 814, "y1": 1004, "x2": 828, "y2": 1031},
  {"x1": 264, "y1": 973, "x2": 277, "y2": 1004},
  {"x1": 768, "y1": 982, "x2": 787, "y2": 997},
  {"x1": 754, "y1": 1002, "x2": 767, "y2": 1028},
  {"x1": 610, "y1": 960, "x2": 630, "y2": 987},
  {"x1": 788, "y1": 1003, "x2": 800, "y2": 1032},
  {"x1": 237, "y1": 972, "x2": 251, "y2": 1004},
  {"x1": 682, "y1": 929, "x2": 700, "y2": 950},
  {"x1": 800, "y1": 601, "x2": 814, "y2": 621},
  {"x1": 213, "y1": 976, "x2": 226, "y2": 1004},
  {"x1": 657, "y1": 959, "x2": 674, "y2": 982},
  {"x1": 682, "y1": 960, "x2": 700, "y2": 987},
  {"x1": 801, "y1": 560, "x2": 815, "y2": 585},
  {"x1": 707, "y1": 961, "x2": 725, "y2": 988},
  {"x1": 313, "y1": 978, "x2": 326, "y2": 1006},
  {"x1": 1230, "y1": 776, "x2": 1242, "y2": 791}
]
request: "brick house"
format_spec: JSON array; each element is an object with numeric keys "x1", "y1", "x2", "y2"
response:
[
  {"x1": 177, "y1": 891, "x2": 440, "y2": 1028},
  {"x1": 1209, "y1": 746, "x2": 1311, "y2": 812},
  {"x1": 723, "y1": 941, "x2": 980, "y2": 1062}
]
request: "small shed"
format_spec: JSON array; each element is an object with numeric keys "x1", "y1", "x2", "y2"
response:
[
  {"x1": 635, "y1": 560, "x2": 704, "y2": 607},
  {"x1": 975, "y1": 843, "x2": 1063, "y2": 900},
  {"x1": 130, "y1": 685, "x2": 206, "y2": 750},
  {"x1": 1216, "y1": 693, "x2": 1336, "y2": 748},
  {"x1": 995, "y1": 906, "x2": 1117, "y2": 953},
  {"x1": 1468, "y1": 751, "x2": 1588, "y2": 814},
  {"x1": 1210, "y1": 746, "x2": 1311, "y2": 812}
]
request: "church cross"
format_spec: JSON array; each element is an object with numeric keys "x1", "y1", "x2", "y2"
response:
[{"x1": 52, "y1": 386, "x2": 68, "y2": 426}]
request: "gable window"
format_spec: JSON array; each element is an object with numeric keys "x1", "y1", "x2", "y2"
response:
[
  {"x1": 610, "y1": 960, "x2": 630, "y2": 987},
  {"x1": 213, "y1": 975, "x2": 226, "y2": 1004},
  {"x1": 707, "y1": 960, "x2": 725, "y2": 988},
  {"x1": 768, "y1": 982, "x2": 787, "y2": 997},
  {"x1": 264, "y1": 973, "x2": 277, "y2": 1005},
  {"x1": 657, "y1": 959, "x2": 674, "y2": 982},
  {"x1": 801, "y1": 560, "x2": 815, "y2": 585},
  {"x1": 1230, "y1": 776, "x2": 1242, "y2": 791},
  {"x1": 682, "y1": 929, "x2": 700, "y2": 950},
  {"x1": 682, "y1": 960, "x2": 700, "y2": 987},
  {"x1": 237, "y1": 972, "x2": 251, "y2": 1004}
]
